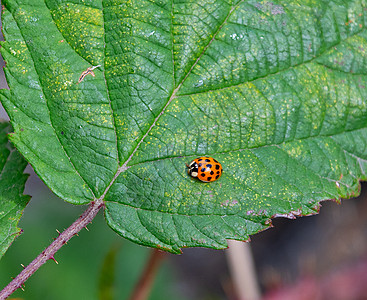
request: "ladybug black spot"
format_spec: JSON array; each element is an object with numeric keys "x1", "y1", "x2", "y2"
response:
[
  {"x1": 210, "y1": 171, "x2": 214, "y2": 175},
  {"x1": 199, "y1": 163, "x2": 202, "y2": 167},
  {"x1": 213, "y1": 159, "x2": 218, "y2": 163},
  {"x1": 200, "y1": 173, "x2": 206, "y2": 177},
  {"x1": 198, "y1": 158, "x2": 203, "y2": 161},
  {"x1": 207, "y1": 177, "x2": 212, "y2": 181},
  {"x1": 217, "y1": 171, "x2": 220, "y2": 174},
  {"x1": 206, "y1": 164, "x2": 212, "y2": 168},
  {"x1": 215, "y1": 164, "x2": 220, "y2": 170},
  {"x1": 205, "y1": 159, "x2": 210, "y2": 162},
  {"x1": 201, "y1": 167, "x2": 206, "y2": 172},
  {"x1": 215, "y1": 175, "x2": 219, "y2": 179}
]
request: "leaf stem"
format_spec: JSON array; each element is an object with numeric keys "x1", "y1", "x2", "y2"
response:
[
  {"x1": 0, "y1": 199, "x2": 104, "y2": 300},
  {"x1": 128, "y1": 248, "x2": 167, "y2": 300}
]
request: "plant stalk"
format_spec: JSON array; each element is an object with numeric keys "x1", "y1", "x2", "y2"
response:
[
  {"x1": 129, "y1": 248, "x2": 167, "y2": 300},
  {"x1": 226, "y1": 240, "x2": 261, "y2": 300},
  {"x1": 0, "y1": 199, "x2": 104, "y2": 300}
]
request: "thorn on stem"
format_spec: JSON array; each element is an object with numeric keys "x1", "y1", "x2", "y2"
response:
[
  {"x1": 21, "y1": 264, "x2": 25, "y2": 269},
  {"x1": 49, "y1": 255, "x2": 59, "y2": 265},
  {"x1": 84, "y1": 226, "x2": 89, "y2": 232}
]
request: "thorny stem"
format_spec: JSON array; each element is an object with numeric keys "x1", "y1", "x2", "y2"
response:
[
  {"x1": 0, "y1": 199, "x2": 104, "y2": 300},
  {"x1": 129, "y1": 248, "x2": 167, "y2": 300}
]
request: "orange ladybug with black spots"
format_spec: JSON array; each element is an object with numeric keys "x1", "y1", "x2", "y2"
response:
[{"x1": 187, "y1": 157, "x2": 222, "y2": 182}]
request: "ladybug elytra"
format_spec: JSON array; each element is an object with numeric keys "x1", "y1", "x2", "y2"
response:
[{"x1": 187, "y1": 157, "x2": 222, "y2": 182}]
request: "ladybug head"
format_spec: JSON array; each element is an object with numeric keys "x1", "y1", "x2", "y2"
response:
[{"x1": 188, "y1": 161, "x2": 199, "y2": 177}]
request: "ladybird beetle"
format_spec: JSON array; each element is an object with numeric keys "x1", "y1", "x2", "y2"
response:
[{"x1": 187, "y1": 157, "x2": 222, "y2": 182}]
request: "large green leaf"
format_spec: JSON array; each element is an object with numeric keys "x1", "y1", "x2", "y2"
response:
[
  {"x1": 0, "y1": 122, "x2": 29, "y2": 259},
  {"x1": 1, "y1": 0, "x2": 367, "y2": 253}
]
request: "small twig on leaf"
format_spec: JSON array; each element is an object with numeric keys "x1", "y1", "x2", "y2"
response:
[{"x1": 0, "y1": 199, "x2": 104, "y2": 300}]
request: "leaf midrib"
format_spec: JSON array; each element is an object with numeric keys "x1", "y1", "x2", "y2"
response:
[{"x1": 119, "y1": 1, "x2": 243, "y2": 170}]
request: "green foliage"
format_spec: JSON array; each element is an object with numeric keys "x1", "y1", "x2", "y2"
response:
[
  {"x1": 98, "y1": 244, "x2": 120, "y2": 300},
  {"x1": 1, "y1": 0, "x2": 367, "y2": 253},
  {"x1": 0, "y1": 122, "x2": 29, "y2": 259}
]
